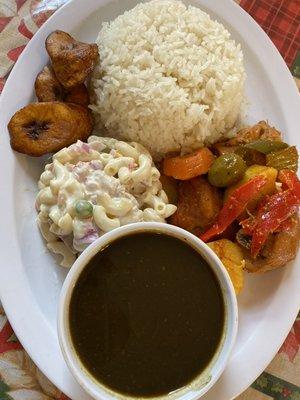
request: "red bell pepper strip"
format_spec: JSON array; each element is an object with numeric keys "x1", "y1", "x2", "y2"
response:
[
  {"x1": 241, "y1": 212, "x2": 294, "y2": 236},
  {"x1": 240, "y1": 218, "x2": 254, "y2": 235},
  {"x1": 250, "y1": 189, "x2": 300, "y2": 257},
  {"x1": 278, "y1": 169, "x2": 300, "y2": 200},
  {"x1": 200, "y1": 175, "x2": 268, "y2": 243},
  {"x1": 240, "y1": 194, "x2": 271, "y2": 235},
  {"x1": 241, "y1": 170, "x2": 300, "y2": 237},
  {"x1": 241, "y1": 192, "x2": 276, "y2": 235}
]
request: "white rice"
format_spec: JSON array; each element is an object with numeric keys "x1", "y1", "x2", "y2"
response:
[{"x1": 90, "y1": 0, "x2": 246, "y2": 159}]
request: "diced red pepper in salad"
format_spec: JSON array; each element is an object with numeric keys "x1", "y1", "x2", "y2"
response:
[{"x1": 200, "y1": 175, "x2": 268, "y2": 243}]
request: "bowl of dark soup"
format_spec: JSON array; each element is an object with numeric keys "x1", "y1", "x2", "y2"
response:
[{"x1": 58, "y1": 222, "x2": 238, "y2": 400}]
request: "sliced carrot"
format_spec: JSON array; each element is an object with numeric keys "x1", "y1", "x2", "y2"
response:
[{"x1": 163, "y1": 148, "x2": 214, "y2": 180}]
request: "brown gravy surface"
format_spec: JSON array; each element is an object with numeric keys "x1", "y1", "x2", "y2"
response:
[{"x1": 69, "y1": 232, "x2": 225, "y2": 397}]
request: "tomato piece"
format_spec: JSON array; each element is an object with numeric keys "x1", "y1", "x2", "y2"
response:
[{"x1": 200, "y1": 175, "x2": 268, "y2": 242}]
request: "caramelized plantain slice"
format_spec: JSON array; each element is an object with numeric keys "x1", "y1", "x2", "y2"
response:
[
  {"x1": 35, "y1": 66, "x2": 63, "y2": 102},
  {"x1": 8, "y1": 102, "x2": 93, "y2": 157},
  {"x1": 64, "y1": 84, "x2": 90, "y2": 107},
  {"x1": 35, "y1": 66, "x2": 90, "y2": 106},
  {"x1": 46, "y1": 30, "x2": 99, "y2": 89}
]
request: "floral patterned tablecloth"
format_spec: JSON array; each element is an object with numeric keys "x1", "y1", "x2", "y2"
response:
[{"x1": 0, "y1": 0, "x2": 299, "y2": 399}]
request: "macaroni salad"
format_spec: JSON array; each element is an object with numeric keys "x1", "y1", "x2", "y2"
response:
[{"x1": 36, "y1": 137, "x2": 177, "y2": 267}]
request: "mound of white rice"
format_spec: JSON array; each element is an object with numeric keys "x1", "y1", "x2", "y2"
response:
[{"x1": 90, "y1": 0, "x2": 246, "y2": 159}]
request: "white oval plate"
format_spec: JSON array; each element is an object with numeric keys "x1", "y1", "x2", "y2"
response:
[{"x1": 0, "y1": 1, "x2": 299, "y2": 399}]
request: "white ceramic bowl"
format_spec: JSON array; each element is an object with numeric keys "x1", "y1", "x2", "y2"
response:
[{"x1": 58, "y1": 222, "x2": 238, "y2": 400}]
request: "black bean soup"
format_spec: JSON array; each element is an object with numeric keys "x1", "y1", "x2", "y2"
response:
[{"x1": 69, "y1": 232, "x2": 225, "y2": 397}]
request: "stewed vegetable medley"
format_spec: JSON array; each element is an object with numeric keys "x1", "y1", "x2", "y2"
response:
[{"x1": 162, "y1": 121, "x2": 300, "y2": 293}]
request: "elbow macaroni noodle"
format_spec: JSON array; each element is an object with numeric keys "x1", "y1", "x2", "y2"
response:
[
  {"x1": 36, "y1": 137, "x2": 177, "y2": 268},
  {"x1": 93, "y1": 205, "x2": 121, "y2": 232}
]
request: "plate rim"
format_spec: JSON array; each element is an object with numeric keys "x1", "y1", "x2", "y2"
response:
[{"x1": 0, "y1": 0, "x2": 300, "y2": 399}]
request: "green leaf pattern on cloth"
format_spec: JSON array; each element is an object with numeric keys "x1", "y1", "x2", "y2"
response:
[
  {"x1": 252, "y1": 372, "x2": 300, "y2": 400},
  {"x1": 0, "y1": 379, "x2": 12, "y2": 400}
]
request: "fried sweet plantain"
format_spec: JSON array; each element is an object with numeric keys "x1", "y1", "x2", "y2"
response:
[
  {"x1": 65, "y1": 84, "x2": 90, "y2": 107},
  {"x1": 8, "y1": 102, "x2": 93, "y2": 157},
  {"x1": 35, "y1": 66, "x2": 63, "y2": 102},
  {"x1": 35, "y1": 66, "x2": 90, "y2": 106},
  {"x1": 46, "y1": 30, "x2": 99, "y2": 89}
]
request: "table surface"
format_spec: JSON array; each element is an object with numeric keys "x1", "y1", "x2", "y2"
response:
[{"x1": 0, "y1": 0, "x2": 299, "y2": 399}]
